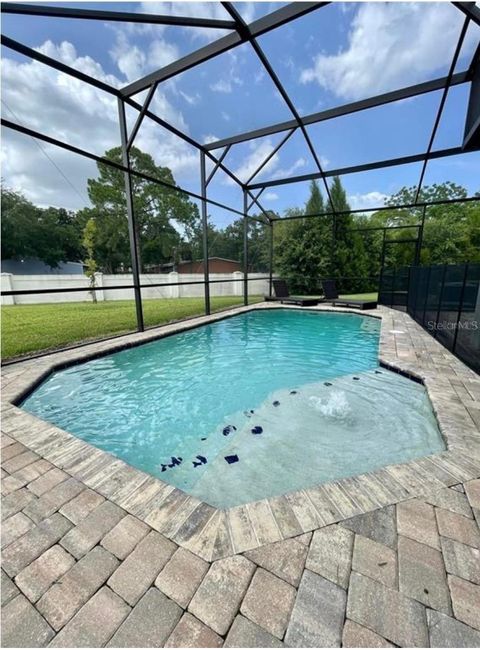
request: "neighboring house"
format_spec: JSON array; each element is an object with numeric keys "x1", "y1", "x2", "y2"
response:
[
  {"x1": 159, "y1": 257, "x2": 242, "y2": 274},
  {"x1": 1, "y1": 259, "x2": 86, "y2": 275}
]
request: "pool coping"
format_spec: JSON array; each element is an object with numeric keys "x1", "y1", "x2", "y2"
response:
[{"x1": 2, "y1": 302, "x2": 480, "y2": 561}]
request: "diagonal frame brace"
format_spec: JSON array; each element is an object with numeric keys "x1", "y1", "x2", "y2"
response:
[
  {"x1": 206, "y1": 145, "x2": 232, "y2": 187},
  {"x1": 246, "y1": 128, "x2": 297, "y2": 185},
  {"x1": 414, "y1": 15, "x2": 470, "y2": 203},
  {"x1": 221, "y1": 2, "x2": 335, "y2": 211},
  {"x1": 127, "y1": 82, "x2": 158, "y2": 152},
  {"x1": 248, "y1": 188, "x2": 265, "y2": 212}
]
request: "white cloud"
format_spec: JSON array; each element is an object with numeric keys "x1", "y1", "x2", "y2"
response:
[
  {"x1": 283, "y1": 56, "x2": 295, "y2": 72},
  {"x1": 1, "y1": 41, "x2": 197, "y2": 211},
  {"x1": 1, "y1": 131, "x2": 95, "y2": 211},
  {"x1": 37, "y1": 40, "x2": 121, "y2": 89},
  {"x1": 138, "y1": 2, "x2": 231, "y2": 41},
  {"x1": 224, "y1": 138, "x2": 318, "y2": 186},
  {"x1": 109, "y1": 29, "x2": 179, "y2": 83},
  {"x1": 210, "y1": 71, "x2": 243, "y2": 94},
  {"x1": 320, "y1": 156, "x2": 329, "y2": 170},
  {"x1": 348, "y1": 191, "x2": 388, "y2": 211},
  {"x1": 254, "y1": 68, "x2": 266, "y2": 84},
  {"x1": 111, "y1": 34, "x2": 146, "y2": 82},
  {"x1": 227, "y1": 140, "x2": 280, "y2": 184},
  {"x1": 148, "y1": 39, "x2": 180, "y2": 70},
  {"x1": 236, "y1": 3, "x2": 257, "y2": 24},
  {"x1": 300, "y1": 3, "x2": 476, "y2": 100},
  {"x1": 270, "y1": 157, "x2": 307, "y2": 180},
  {"x1": 210, "y1": 79, "x2": 234, "y2": 93},
  {"x1": 221, "y1": 111, "x2": 231, "y2": 122},
  {"x1": 203, "y1": 134, "x2": 219, "y2": 144},
  {"x1": 178, "y1": 90, "x2": 200, "y2": 105},
  {"x1": 264, "y1": 192, "x2": 279, "y2": 201}
]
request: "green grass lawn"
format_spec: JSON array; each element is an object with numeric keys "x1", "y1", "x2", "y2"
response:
[
  {"x1": 339, "y1": 292, "x2": 378, "y2": 301},
  {"x1": 1, "y1": 296, "x2": 259, "y2": 360},
  {"x1": 1, "y1": 292, "x2": 378, "y2": 361}
]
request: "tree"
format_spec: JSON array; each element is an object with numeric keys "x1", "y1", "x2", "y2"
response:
[
  {"x1": 182, "y1": 214, "x2": 271, "y2": 272},
  {"x1": 366, "y1": 182, "x2": 480, "y2": 268},
  {"x1": 328, "y1": 176, "x2": 369, "y2": 292},
  {"x1": 305, "y1": 179, "x2": 324, "y2": 216},
  {"x1": 82, "y1": 218, "x2": 98, "y2": 303},
  {"x1": 222, "y1": 217, "x2": 270, "y2": 272},
  {"x1": 1, "y1": 186, "x2": 83, "y2": 267},
  {"x1": 79, "y1": 147, "x2": 200, "y2": 272},
  {"x1": 275, "y1": 181, "x2": 333, "y2": 292}
]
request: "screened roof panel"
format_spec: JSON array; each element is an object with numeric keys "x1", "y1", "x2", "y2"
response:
[
  {"x1": 253, "y1": 129, "x2": 320, "y2": 185},
  {"x1": 221, "y1": 129, "x2": 319, "y2": 186},
  {"x1": 206, "y1": 194, "x2": 244, "y2": 230},
  {"x1": 255, "y1": 2, "x2": 341, "y2": 117},
  {"x1": 0, "y1": 125, "x2": 99, "y2": 211},
  {"x1": 200, "y1": 163, "x2": 248, "y2": 221},
  {"x1": 220, "y1": 132, "x2": 293, "y2": 184},
  {"x1": 257, "y1": 2, "x2": 472, "y2": 118},
  {"x1": 1, "y1": 1, "x2": 478, "y2": 222},
  {"x1": 136, "y1": 1, "x2": 232, "y2": 20},
  {"x1": 146, "y1": 42, "x2": 294, "y2": 144},
  {"x1": 421, "y1": 151, "x2": 480, "y2": 197},
  {"x1": 305, "y1": 91, "x2": 441, "y2": 171},
  {"x1": 254, "y1": 180, "x2": 321, "y2": 217},
  {"x1": 1, "y1": 45, "x2": 121, "y2": 156},
  {"x1": 331, "y1": 161, "x2": 424, "y2": 213},
  {"x1": 1, "y1": 15, "x2": 122, "y2": 86},
  {"x1": 432, "y1": 84, "x2": 471, "y2": 151},
  {"x1": 1, "y1": 5, "x2": 234, "y2": 88},
  {"x1": 126, "y1": 107, "x2": 202, "y2": 196},
  {"x1": 454, "y1": 21, "x2": 480, "y2": 73}
]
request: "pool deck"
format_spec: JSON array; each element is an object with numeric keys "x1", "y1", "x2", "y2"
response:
[{"x1": 1, "y1": 303, "x2": 480, "y2": 647}]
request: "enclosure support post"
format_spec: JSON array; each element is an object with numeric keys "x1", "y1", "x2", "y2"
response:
[
  {"x1": 434, "y1": 264, "x2": 448, "y2": 338},
  {"x1": 269, "y1": 221, "x2": 274, "y2": 297},
  {"x1": 331, "y1": 213, "x2": 336, "y2": 281},
  {"x1": 421, "y1": 266, "x2": 432, "y2": 326},
  {"x1": 378, "y1": 228, "x2": 387, "y2": 303},
  {"x1": 391, "y1": 266, "x2": 397, "y2": 310},
  {"x1": 243, "y1": 189, "x2": 249, "y2": 306},
  {"x1": 200, "y1": 151, "x2": 210, "y2": 315},
  {"x1": 452, "y1": 262, "x2": 469, "y2": 353},
  {"x1": 118, "y1": 97, "x2": 144, "y2": 332},
  {"x1": 414, "y1": 205, "x2": 426, "y2": 265}
]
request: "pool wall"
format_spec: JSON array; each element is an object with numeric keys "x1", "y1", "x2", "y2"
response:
[{"x1": 2, "y1": 303, "x2": 480, "y2": 560}]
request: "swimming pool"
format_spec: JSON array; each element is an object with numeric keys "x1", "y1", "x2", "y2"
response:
[{"x1": 22, "y1": 309, "x2": 444, "y2": 507}]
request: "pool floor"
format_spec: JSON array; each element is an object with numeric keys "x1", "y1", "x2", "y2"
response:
[{"x1": 164, "y1": 368, "x2": 444, "y2": 507}]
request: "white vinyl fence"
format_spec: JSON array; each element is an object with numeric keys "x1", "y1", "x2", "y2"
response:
[{"x1": 1, "y1": 272, "x2": 270, "y2": 305}]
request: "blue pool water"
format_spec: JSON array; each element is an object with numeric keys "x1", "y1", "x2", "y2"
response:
[{"x1": 22, "y1": 309, "x2": 444, "y2": 507}]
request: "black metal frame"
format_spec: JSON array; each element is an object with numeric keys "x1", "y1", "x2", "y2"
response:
[{"x1": 1, "y1": 1, "x2": 480, "y2": 340}]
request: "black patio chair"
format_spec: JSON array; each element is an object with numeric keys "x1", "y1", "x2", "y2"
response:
[
  {"x1": 322, "y1": 280, "x2": 377, "y2": 310},
  {"x1": 264, "y1": 279, "x2": 320, "y2": 306}
]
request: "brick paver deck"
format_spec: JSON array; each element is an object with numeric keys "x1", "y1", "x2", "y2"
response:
[{"x1": 2, "y1": 304, "x2": 480, "y2": 647}]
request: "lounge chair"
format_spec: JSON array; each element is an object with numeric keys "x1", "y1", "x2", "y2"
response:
[
  {"x1": 322, "y1": 280, "x2": 377, "y2": 310},
  {"x1": 264, "y1": 279, "x2": 320, "y2": 306}
]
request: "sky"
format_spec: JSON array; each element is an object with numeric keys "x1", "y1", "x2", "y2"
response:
[{"x1": 1, "y1": 0, "x2": 480, "y2": 230}]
